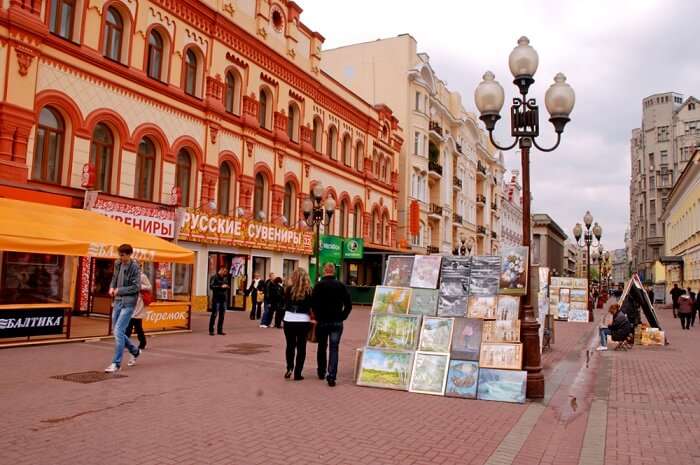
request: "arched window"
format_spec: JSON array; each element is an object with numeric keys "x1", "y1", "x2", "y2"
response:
[
  {"x1": 218, "y1": 163, "x2": 232, "y2": 215},
  {"x1": 135, "y1": 137, "x2": 156, "y2": 200},
  {"x1": 176, "y1": 149, "x2": 193, "y2": 207},
  {"x1": 103, "y1": 7, "x2": 123, "y2": 61},
  {"x1": 283, "y1": 182, "x2": 295, "y2": 225},
  {"x1": 342, "y1": 134, "x2": 352, "y2": 166},
  {"x1": 371, "y1": 210, "x2": 379, "y2": 243},
  {"x1": 339, "y1": 201, "x2": 348, "y2": 237},
  {"x1": 184, "y1": 49, "x2": 198, "y2": 97},
  {"x1": 353, "y1": 204, "x2": 362, "y2": 237},
  {"x1": 380, "y1": 157, "x2": 387, "y2": 181},
  {"x1": 253, "y1": 173, "x2": 267, "y2": 220},
  {"x1": 32, "y1": 107, "x2": 65, "y2": 184},
  {"x1": 89, "y1": 123, "x2": 114, "y2": 193},
  {"x1": 259, "y1": 88, "x2": 272, "y2": 129},
  {"x1": 326, "y1": 126, "x2": 338, "y2": 160},
  {"x1": 382, "y1": 212, "x2": 390, "y2": 245},
  {"x1": 355, "y1": 142, "x2": 364, "y2": 171},
  {"x1": 287, "y1": 103, "x2": 299, "y2": 142},
  {"x1": 312, "y1": 117, "x2": 323, "y2": 152},
  {"x1": 147, "y1": 30, "x2": 164, "y2": 80},
  {"x1": 225, "y1": 71, "x2": 241, "y2": 114},
  {"x1": 49, "y1": 0, "x2": 75, "y2": 39}
]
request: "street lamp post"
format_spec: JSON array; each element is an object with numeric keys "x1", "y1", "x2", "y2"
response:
[
  {"x1": 474, "y1": 36, "x2": 575, "y2": 399},
  {"x1": 455, "y1": 235, "x2": 475, "y2": 256},
  {"x1": 573, "y1": 211, "x2": 602, "y2": 321},
  {"x1": 302, "y1": 182, "x2": 335, "y2": 282}
]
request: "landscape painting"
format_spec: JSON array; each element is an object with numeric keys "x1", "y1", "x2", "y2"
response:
[
  {"x1": 482, "y1": 320, "x2": 521, "y2": 343},
  {"x1": 372, "y1": 286, "x2": 412, "y2": 314},
  {"x1": 479, "y1": 343, "x2": 523, "y2": 370},
  {"x1": 383, "y1": 256, "x2": 415, "y2": 288},
  {"x1": 410, "y1": 255, "x2": 443, "y2": 289},
  {"x1": 469, "y1": 256, "x2": 501, "y2": 296},
  {"x1": 559, "y1": 288, "x2": 570, "y2": 303},
  {"x1": 445, "y1": 360, "x2": 479, "y2": 399},
  {"x1": 467, "y1": 295, "x2": 497, "y2": 319},
  {"x1": 567, "y1": 309, "x2": 589, "y2": 322},
  {"x1": 409, "y1": 288, "x2": 439, "y2": 316},
  {"x1": 557, "y1": 302, "x2": 570, "y2": 320},
  {"x1": 477, "y1": 368, "x2": 526, "y2": 404},
  {"x1": 450, "y1": 318, "x2": 483, "y2": 360},
  {"x1": 367, "y1": 314, "x2": 421, "y2": 350},
  {"x1": 357, "y1": 348, "x2": 415, "y2": 391},
  {"x1": 418, "y1": 317, "x2": 454, "y2": 353},
  {"x1": 573, "y1": 278, "x2": 588, "y2": 289},
  {"x1": 570, "y1": 289, "x2": 587, "y2": 302},
  {"x1": 496, "y1": 295, "x2": 520, "y2": 320},
  {"x1": 498, "y1": 246, "x2": 529, "y2": 295},
  {"x1": 437, "y1": 257, "x2": 471, "y2": 316},
  {"x1": 409, "y1": 352, "x2": 450, "y2": 395}
]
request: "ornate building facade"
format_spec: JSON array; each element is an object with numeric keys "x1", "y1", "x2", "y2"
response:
[{"x1": 499, "y1": 169, "x2": 523, "y2": 249}]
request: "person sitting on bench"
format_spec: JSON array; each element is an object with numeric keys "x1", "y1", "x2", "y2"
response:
[{"x1": 609, "y1": 304, "x2": 633, "y2": 349}]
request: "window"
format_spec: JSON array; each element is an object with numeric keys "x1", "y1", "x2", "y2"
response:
[
  {"x1": 283, "y1": 182, "x2": 295, "y2": 225},
  {"x1": 33, "y1": 107, "x2": 65, "y2": 184},
  {"x1": 371, "y1": 210, "x2": 378, "y2": 243},
  {"x1": 681, "y1": 146, "x2": 693, "y2": 162},
  {"x1": 649, "y1": 200, "x2": 656, "y2": 218},
  {"x1": 650, "y1": 223, "x2": 656, "y2": 237},
  {"x1": 49, "y1": 0, "x2": 75, "y2": 39},
  {"x1": 342, "y1": 135, "x2": 352, "y2": 166},
  {"x1": 258, "y1": 88, "x2": 272, "y2": 129},
  {"x1": 652, "y1": 247, "x2": 659, "y2": 260},
  {"x1": 648, "y1": 153, "x2": 654, "y2": 170},
  {"x1": 657, "y1": 126, "x2": 669, "y2": 142},
  {"x1": 253, "y1": 173, "x2": 266, "y2": 220},
  {"x1": 225, "y1": 72, "x2": 241, "y2": 114},
  {"x1": 381, "y1": 157, "x2": 388, "y2": 181},
  {"x1": 424, "y1": 96, "x2": 428, "y2": 114},
  {"x1": 414, "y1": 132, "x2": 420, "y2": 155},
  {"x1": 660, "y1": 150, "x2": 668, "y2": 161},
  {"x1": 147, "y1": 30, "x2": 164, "y2": 80},
  {"x1": 102, "y1": 7, "x2": 123, "y2": 61},
  {"x1": 412, "y1": 221, "x2": 425, "y2": 247},
  {"x1": 217, "y1": 163, "x2": 232, "y2": 215},
  {"x1": 686, "y1": 120, "x2": 699, "y2": 135},
  {"x1": 637, "y1": 159, "x2": 642, "y2": 173},
  {"x1": 690, "y1": 103, "x2": 696, "y2": 111},
  {"x1": 339, "y1": 201, "x2": 348, "y2": 237},
  {"x1": 353, "y1": 204, "x2": 362, "y2": 237},
  {"x1": 283, "y1": 259, "x2": 297, "y2": 280},
  {"x1": 326, "y1": 126, "x2": 338, "y2": 159},
  {"x1": 649, "y1": 174, "x2": 655, "y2": 189},
  {"x1": 355, "y1": 142, "x2": 364, "y2": 171},
  {"x1": 287, "y1": 103, "x2": 299, "y2": 142},
  {"x1": 381, "y1": 212, "x2": 389, "y2": 245},
  {"x1": 415, "y1": 91, "x2": 420, "y2": 111},
  {"x1": 184, "y1": 49, "x2": 198, "y2": 96},
  {"x1": 175, "y1": 149, "x2": 193, "y2": 207},
  {"x1": 135, "y1": 137, "x2": 156, "y2": 200},
  {"x1": 312, "y1": 118, "x2": 322, "y2": 152},
  {"x1": 89, "y1": 123, "x2": 114, "y2": 193}
]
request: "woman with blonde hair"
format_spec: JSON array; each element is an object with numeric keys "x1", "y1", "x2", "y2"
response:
[{"x1": 282, "y1": 268, "x2": 313, "y2": 380}]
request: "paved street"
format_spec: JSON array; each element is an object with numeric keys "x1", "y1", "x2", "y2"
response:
[{"x1": 0, "y1": 303, "x2": 698, "y2": 465}]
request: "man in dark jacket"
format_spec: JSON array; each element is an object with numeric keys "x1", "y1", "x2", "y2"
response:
[
  {"x1": 105, "y1": 244, "x2": 142, "y2": 373},
  {"x1": 260, "y1": 272, "x2": 276, "y2": 328},
  {"x1": 311, "y1": 263, "x2": 352, "y2": 387},
  {"x1": 209, "y1": 267, "x2": 229, "y2": 336},
  {"x1": 670, "y1": 284, "x2": 685, "y2": 318},
  {"x1": 609, "y1": 307, "x2": 632, "y2": 343}
]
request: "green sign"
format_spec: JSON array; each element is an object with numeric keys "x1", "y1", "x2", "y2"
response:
[
  {"x1": 343, "y1": 237, "x2": 364, "y2": 260},
  {"x1": 319, "y1": 235, "x2": 343, "y2": 263}
]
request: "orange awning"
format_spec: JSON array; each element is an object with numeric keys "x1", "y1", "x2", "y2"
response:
[{"x1": 0, "y1": 198, "x2": 193, "y2": 264}]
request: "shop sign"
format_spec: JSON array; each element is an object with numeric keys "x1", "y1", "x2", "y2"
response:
[
  {"x1": 0, "y1": 308, "x2": 64, "y2": 338},
  {"x1": 319, "y1": 235, "x2": 343, "y2": 262},
  {"x1": 343, "y1": 238, "x2": 364, "y2": 260},
  {"x1": 142, "y1": 305, "x2": 189, "y2": 331},
  {"x1": 85, "y1": 192, "x2": 176, "y2": 239},
  {"x1": 179, "y1": 209, "x2": 313, "y2": 255}
]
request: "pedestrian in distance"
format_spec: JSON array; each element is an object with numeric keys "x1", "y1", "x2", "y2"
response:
[
  {"x1": 596, "y1": 304, "x2": 617, "y2": 351},
  {"x1": 262, "y1": 276, "x2": 284, "y2": 329},
  {"x1": 679, "y1": 294, "x2": 693, "y2": 330},
  {"x1": 311, "y1": 263, "x2": 352, "y2": 387},
  {"x1": 282, "y1": 268, "x2": 313, "y2": 381},
  {"x1": 260, "y1": 272, "x2": 276, "y2": 328},
  {"x1": 246, "y1": 273, "x2": 264, "y2": 320},
  {"x1": 125, "y1": 270, "x2": 152, "y2": 352},
  {"x1": 105, "y1": 244, "x2": 142, "y2": 373},
  {"x1": 694, "y1": 289, "x2": 700, "y2": 328},
  {"x1": 209, "y1": 267, "x2": 230, "y2": 336},
  {"x1": 646, "y1": 286, "x2": 655, "y2": 306},
  {"x1": 687, "y1": 287, "x2": 697, "y2": 327},
  {"x1": 670, "y1": 283, "x2": 685, "y2": 319}
]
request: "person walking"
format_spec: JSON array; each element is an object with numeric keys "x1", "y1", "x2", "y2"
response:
[
  {"x1": 596, "y1": 304, "x2": 617, "y2": 351},
  {"x1": 125, "y1": 271, "x2": 152, "y2": 352},
  {"x1": 687, "y1": 287, "x2": 697, "y2": 327},
  {"x1": 262, "y1": 276, "x2": 284, "y2": 328},
  {"x1": 260, "y1": 272, "x2": 276, "y2": 328},
  {"x1": 247, "y1": 273, "x2": 264, "y2": 320},
  {"x1": 282, "y1": 268, "x2": 313, "y2": 380},
  {"x1": 694, "y1": 289, "x2": 700, "y2": 328},
  {"x1": 311, "y1": 263, "x2": 352, "y2": 387},
  {"x1": 105, "y1": 244, "x2": 142, "y2": 373},
  {"x1": 670, "y1": 283, "x2": 685, "y2": 318},
  {"x1": 646, "y1": 286, "x2": 655, "y2": 306},
  {"x1": 209, "y1": 267, "x2": 230, "y2": 336},
  {"x1": 679, "y1": 294, "x2": 693, "y2": 330}
]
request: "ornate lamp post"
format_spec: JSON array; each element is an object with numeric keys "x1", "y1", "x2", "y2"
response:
[
  {"x1": 302, "y1": 182, "x2": 335, "y2": 282},
  {"x1": 573, "y1": 212, "x2": 602, "y2": 319},
  {"x1": 474, "y1": 36, "x2": 575, "y2": 399},
  {"x1": 455, "y1": 235, "x2": 475, "y2": 256}
]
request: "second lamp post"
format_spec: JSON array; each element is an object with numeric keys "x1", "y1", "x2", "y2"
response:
[
  {"x1": 573, "y1": 211, "x2": 602, "y2": 321},
  {"x1": 302, "y1": 183, "x2": 335, "y2": 282}
]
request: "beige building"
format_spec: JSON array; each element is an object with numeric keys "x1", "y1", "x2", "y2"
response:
[
  {"x1": 563, "y1": 241, "x2": 577, "y2": 277},
  {"x1": 321, "y1": 34, "x2": 504, "y2": 255},
  {"x1": 532, "y1": 214, "x2": 567, "y2": 275},
  {"x1": 629, "y1": 93, "x2": 700, "y2": 282},
  {"x1": 500, "y1": 169, "x2": 524, "y2": 249}
]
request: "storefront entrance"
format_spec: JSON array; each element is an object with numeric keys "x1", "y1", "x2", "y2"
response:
[{"x1": 207, "y1": 253, "x2": 248, "y2": 310}]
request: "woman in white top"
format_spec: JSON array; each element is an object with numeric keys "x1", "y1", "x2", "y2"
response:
[
  {"x1": 282, "y1": 268, "x2": 313, "y2": 380},
  {"x1": 126, "y1": 272, "x2": 152, "y2": 360}
]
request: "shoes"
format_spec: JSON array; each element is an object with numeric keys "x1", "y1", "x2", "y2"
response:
[
  {"x1": 293, "y1": 375, "x2": 304, "y2": 381},
  {"x1": 595, "y1": 346, "x2": 607, "y2": 351},
  {"x1": 104, "y1": 363, "x2": 120, "y2": 373},
  {"x1": 259, "y1": 324, "x2": 269, "y2": 328},
  {"x1": 274, "y1": 325, "x2": 282, "y2": 329},
  {"x1": 127, "y1": 349, "x2": 141, "y2": 367},
  {"x1": 209, "y1": 332, "x2": 215, "y2": 336},
  {"x1": 284, "y1": 370, "x2": 292, "y2": 379},
  {"x1": 217, "y1": 332, "x2": 227, "y2": 336},
  {"x1": 327, "y1": 378, "x2": 336, "y2": 387},
  {"x1": 318, "y1": 372, "x2": 326, "y2": 380}
]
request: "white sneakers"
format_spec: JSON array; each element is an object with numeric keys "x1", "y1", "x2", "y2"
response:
[
  {"x1": 105, "y1": 349, "x2": 142, "y2": 372},
  {"x1": 127, "y1": 349, "x2": 142, "y2": 366},
  {"x1": 104, "y1": 363, "x2": 120, "y2": 373},
  {"x1": 259, "y1": 324, "x2": 269, "y2": 328},
  {"x1": 596, "y1": 346, "x2": 608, "y2": 351}
]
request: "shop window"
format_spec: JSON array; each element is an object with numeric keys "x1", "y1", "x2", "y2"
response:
[
  {"x1": 253, "y1": 173, "x2": 267, "y2": 220},
  {"x1": 342, "y1": 134, "x2": 352, "y2": 166},
  {"x1": 49, "y1": 0, "x2": 75, "y2": 40},
  {"x1": 312, "y1": 117, "x2": 323, "y2": 152},
  {"x1": 32, "y1": 107, "x2": 65, "y2": 184},
  {"x1": 175, "y1": 149, "x2": 193, "y2": 207},
  {"x1": 282, "y1": 182, "x2": 295, "y2": 226},
  {"x1": 259, "y1": 87, "x2": 272, "y2": 129},
  {"x1": 355, "y1": 141, "x2": 364, "y2": 171},
  {"x1": 147, "y1": 30, "x2": 165, "y2": 81},
  {"x1": 218, "y1": 163, "x2": 233, "y2": 215},
  {"x1": 173, "y1": 264, "x2": 192, "y2": 300},
  {"x1": 353, "y1": 204, "x2": 362, "y2": 237},
  {"x1": 287, "y1": 103, "x2": 300, "y2": 142},
  {"x1": 326, "y1": 126, "x2": 338, "y2": 160},
  {"x1": 89, "y1": 123, "x2": 114, "y2": 193},
  {"x1": 135, "y1": 137, "x2": 156, "y2": 201},
  {"x1": 283, "y1": 259, "x2": 297, "y2": 281},
  {"x1": 225, "y1": 70, "x2": 242, "y2": 115},
  {"x1": 252, "y1": 256, "x2": 269, "y2": 279},
  {"x1": 339, "y1": 201, "x2": 348, "y2": 237},
  {"x1": 0, "y1": 252, "x2": 73, "y2": 305},
  {"x1": 102, "y1": 7, "x2": 124, "y2": 62}
]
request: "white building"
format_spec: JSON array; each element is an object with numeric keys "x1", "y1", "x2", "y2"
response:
[{"x1": 500, "y1": 169, "x2": 524, "y2": 249}]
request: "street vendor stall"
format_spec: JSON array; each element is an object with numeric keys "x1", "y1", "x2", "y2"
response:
[{"x1": 0, "y1": 198, "x2": 194, "y2": 346}]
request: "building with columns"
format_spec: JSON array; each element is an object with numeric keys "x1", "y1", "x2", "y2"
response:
[
  {"x1": 321, "y1": 34, "x2": 505, "y2": 256},
  {"x1": 0, "y1": 0, "x2": 402, "y2": 309}
]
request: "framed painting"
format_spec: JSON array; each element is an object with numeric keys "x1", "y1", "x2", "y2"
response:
[
  {"x1": 550, "y1": 277, "x2": 562, "y2": 288},
  {"x1": 357, "y1": 348, "x2": 414, "y2": 391},
  {"x1": 570, "y1": 289, "x2": 587, "y2": 302},
  {"x1": 469, "y1": 256, "x2": 500, "y2": 296},
  {"x1": 571, "y1": 301, "x2": 587, "y2": 310},
  {"x1": 560, "y1": 277, "x2": 574, "y2": 288},
  {"x1": 498, "y1": 246, "x2": 529, "y2": 295},
  {"x1": 477, "y1": 368, "x2": 526, "y2": 404},
  {"x1": 496, "y1": 295, "x2": 520, "y2": 320},
  {"x1": 557, "y1": 302, "x2": 570, "y2": 320},
  {"x1": 467, "y1": 295, "x2": 497, "y2": 319},
  {"x1": 559, "y1": 288, "x2": 570, "y2": 303},
  {"x1": 549, "y1": 294, "x2": 559, "y2": 304},
  {"x1": 438, "y1": 279, "x2": 469, "y2": 317},
  {"x1": 567, "y1": 309, "x2": 589, "y2": 322},
  {"x1": 482, "y1": 320, "x2": 521, "y2": 343},
  {"x1": 410, "y1": 255, "x2": 443, "y2": 289},
  {"x1": 371, "y1": 286, "x2": 412, "y2": 314},
  {"x1": 418, "y1": 317, "x2": 454, "y2": 353},
  {"x1": 479, "y1": 342, "x2": 523, "y2": 370},
  {"x1": 450, "y1": 318, "x2": 483, "y2": 360},
  {"x1": 409, "y1": 288, "x2": 439, "y2": 316},
  {"x1": 409, "y1": 352, "x2": 449, "y2": 395},
  {"x1": 572, "y1": 278, "x2": 588, "y2": 289},
  {"x1": 367, "y1": 313, "x2": 421, "y2": 350},
  {"x1": 383, "y1": 256, "x2": 415, "y2": 288},
  {"x1": 445, "y1": 360, "x2": 479, "y2": 399}
]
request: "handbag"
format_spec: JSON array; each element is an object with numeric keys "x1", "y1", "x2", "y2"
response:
[
  {"x1": 256, "y1": 292, "x2": 265, "y2": 304},
  {"x1": 141, "y1": 289, "x2": 154, "y2": 306}
]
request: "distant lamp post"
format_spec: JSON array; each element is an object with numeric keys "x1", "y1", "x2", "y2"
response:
[
  {"x1": 573, "y1": 212, "x2": 602, "y2": 320},
  {"x1": 455, "y1": 235, "x2": 474, "y2": 256},
  {"x1": 303, "y1": 182, "x2": 335, "y2": 282},
  {"x1": 474, "y1": 36, "x2": 575, "y2": 399}
]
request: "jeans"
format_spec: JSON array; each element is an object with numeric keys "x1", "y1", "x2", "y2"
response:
[
  {"x1": 209, "y1": 300, "x2": 226, "y2": 334},
  {"x1": 112, "y1": 300, "x2": 139, "y2": 365},
  {"x1": 692, "y1": 309, "x2": 697, "y2": 327},
  {"x1": 261, "y1": 302, "x2": 272, "y2": 326},
  {"x1": 316, "y1": 321, "x2": 344, "y2": 380},
  {"x1": 250, "y1": 301, "x2": 262, "y2": 320},
  {"x1": 598, "y1": 327, "x2": 610, "y2": 347},
  {"x1": 680, "y1": 313, "x2": 691, "y2": 329},
  {"x1": 283, "y1": 321, "x2": 309, "y2": 377},
  {"x1": 126, "y1": 318, "x2": 147, "y2": 350}
]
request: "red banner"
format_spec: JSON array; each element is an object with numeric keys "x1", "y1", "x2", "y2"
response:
[{"x1": 409, "y1": 200, "x2": 420, "y2": 236}]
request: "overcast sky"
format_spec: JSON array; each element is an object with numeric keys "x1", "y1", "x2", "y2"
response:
[{"x1": 301, "y1": 0, "x2": 699, "y2": 250}]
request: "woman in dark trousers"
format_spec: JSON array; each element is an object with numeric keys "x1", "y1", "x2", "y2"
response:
[
  {"x1": 282, "y1": 268, "x2": 313, "y2": 380},
  {"x1": 268, "y1": 277, "x2": 285, "y2": 328}
]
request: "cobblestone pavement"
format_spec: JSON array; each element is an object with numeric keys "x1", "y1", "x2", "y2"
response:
[{"x1": 0, "y1": 302, "x2": 694, "y2": 465}]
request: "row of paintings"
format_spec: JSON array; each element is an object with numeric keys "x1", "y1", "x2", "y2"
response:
[
  {"x1": 550, "y1": 277, "x2": 587, "y2": 289},
  {"x1": 552, "y1": 301, "x2": 588, "y2": 321},
  {"x1": 372, "y1": 286, "x2": 520, "y2": 320},
  {"x1": 357, "y1": 348, "x2": 526, "y2": 403}
]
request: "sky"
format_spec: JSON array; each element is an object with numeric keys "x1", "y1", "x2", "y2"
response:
[{"x1": 299, "y1": 0, "x2": 699, "y2": 250}]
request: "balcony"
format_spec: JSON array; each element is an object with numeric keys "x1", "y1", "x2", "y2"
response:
[
  {"x1": 476, "y1": 194, "x2": 486, "y2": 206},
  {"x1": 427, "y1": 245, "x2": 440, "y2": 254},
  {"x1": 429, "y1": 203, "x2": 443, "y2": 219},
  {"x1": 453, "y1": 213, "x2": 463, "y2": 225},
  {"x1": 491, "y1": 231, "x2": 498, "y2": 239},
  {"x1": 477, "y1": 225, "x2": 487, "y2": 236},
  {"x1": 477, "y1": 161, "x2": 487, "y2": 179},
  {"x1": 429, "y1": 121, "x2": 443, "y2": 137},
  {"x1": 428, "y1": 160, "x2": 443, "y2": 178},
  {"x1": 453, "y1": 176, "x2": 462, "y2": 190},
  {"x1": 491, "y1": 202, "x2": 498, "y2": 211},
  {"x1": 456, "y1": 143, "x2": 463, "y2": 154}
]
